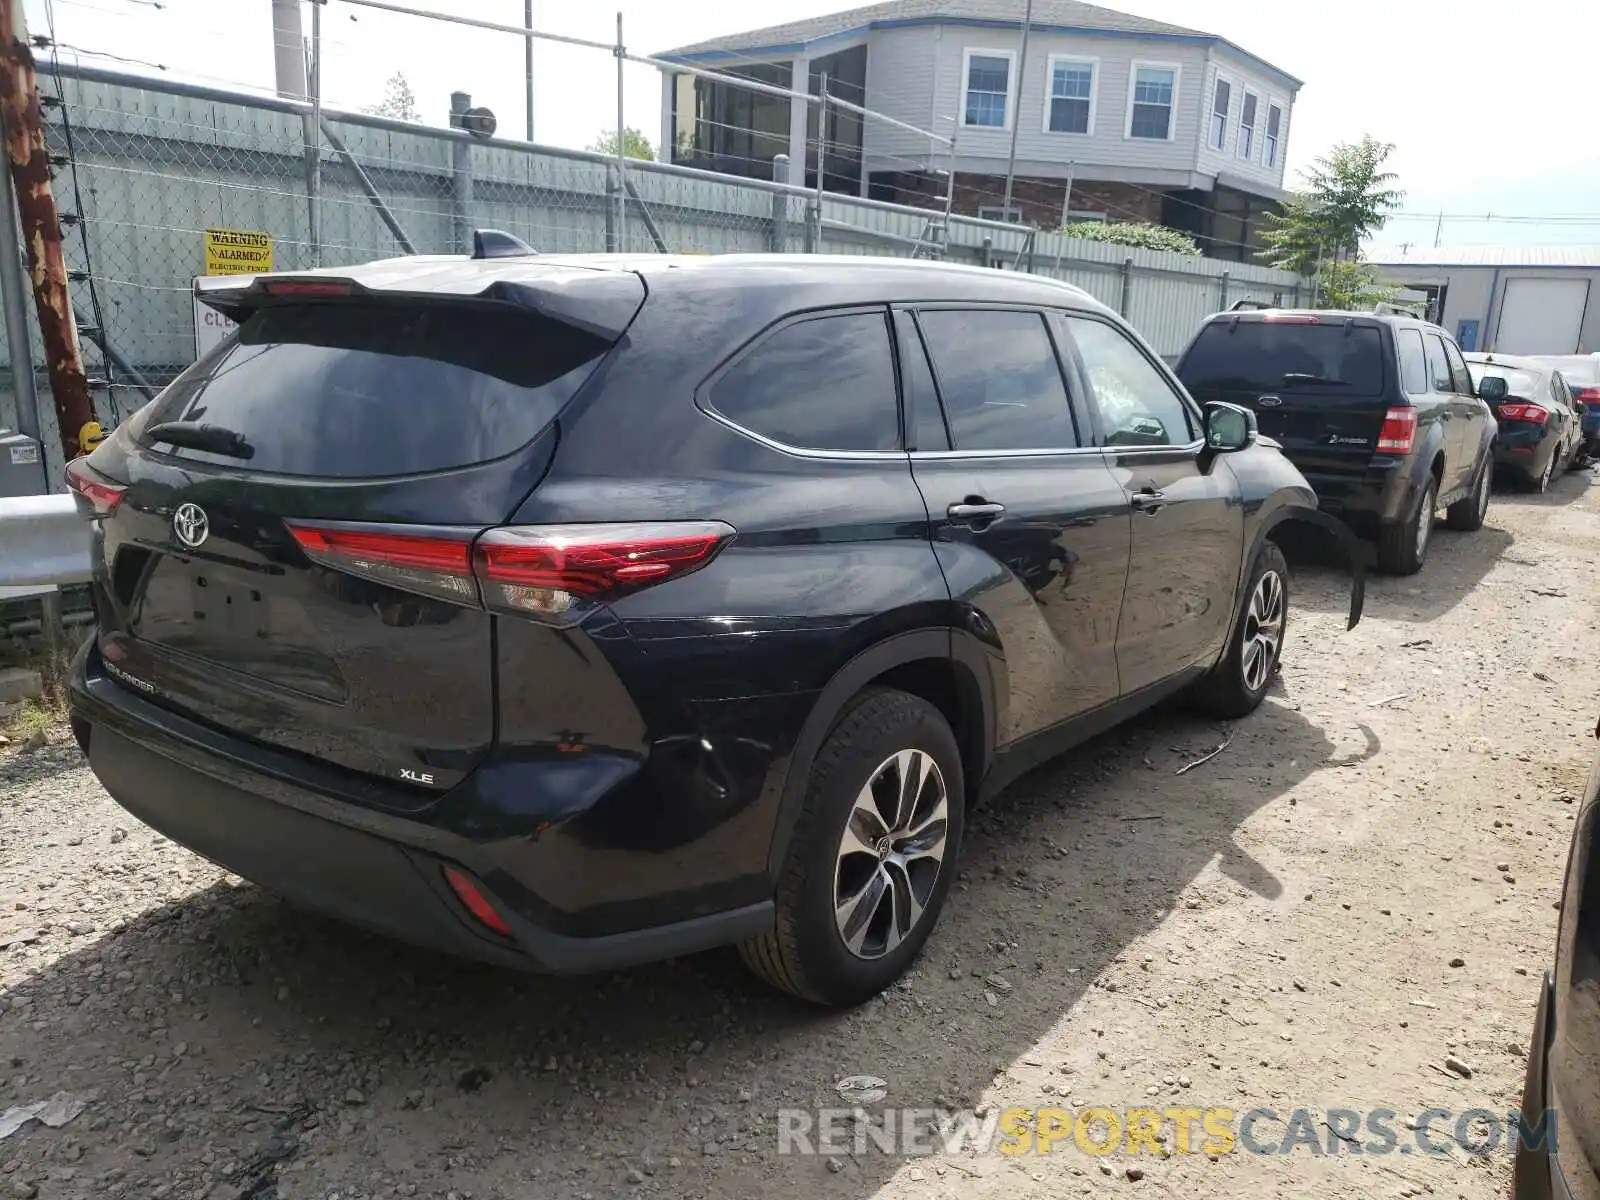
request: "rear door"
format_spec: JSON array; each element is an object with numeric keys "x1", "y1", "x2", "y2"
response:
[
  {"x1": 904, "y1": 306, "x2": 1131, "y2": 743},
  {"x1": 1441, "y1": 334, "x2": 1485, "y2": 485},
  {"x1": 1177, "y1": 315, "x2": 1392, "y2": 481},
  {"x1": 81, "y1": 292, "x2": 627, "y2": 791},
  {"x1": 1064, "y1": 313, "x2": 1242, "y2": 694},
  {"x1": 1421, "y1": 331, "x2": 1468, "y2": 488}
]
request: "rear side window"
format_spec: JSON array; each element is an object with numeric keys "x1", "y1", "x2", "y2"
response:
[
  {"x1": 1397, "y1": 329, "x2": 1428, "y2": 394},
  {"x1": 709, "y1": 310, "x2": 900, "y2": 452},
  {"x1": 915, "y1": 309, "x2": 1079, "y2": 451},
  {"x1": 145, "y1": 303, "x2": 607, "y2": 477},
  {"x1": 1442, "y1": 339, "x2": 1474, "y2": 395},
  {"x1": 1178, "y1": 321, "x2": 1386, "y2": 394},
  {"x1": 1424, "y1": 334, "x2": 1453, "y2": 392}
]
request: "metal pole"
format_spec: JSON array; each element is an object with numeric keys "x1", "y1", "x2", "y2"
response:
[
  {"x1": 320, "y1": 119, "x2": 417, "y2": 254},
  {"x1": 0, "y1": 0, "x2": 94, "y2": 464},
  {"x1": 1054, "y1": 160, "x2": 1074, "y2": 272},
  {"x1": 449, "y1": 91, "x2": 473, "y2": 253},
  {"x1": 1000, "y1": 0, "x2": 1033, "y2": 220},
  {"x1": 770, "y1": 154, "x2": 789, "y2": 252},
  {"x1": 524, "y1": 0, "x2": 535, "y2": 141},
  {"x1": 812, "y1": 72, "x2": 828, "y2": 254},
  {"x1": 940, "y1": 129, "x2": 958, "y2": 260},
  {"x1": 308, "y1": 0, "x2": 323, "y2": 267},
  {"x1": 614, "y1": 12, "x2": 626, "y2": 251},
  {"x1": 0, "y1": 124, "x2": 41, "y2": 465}
]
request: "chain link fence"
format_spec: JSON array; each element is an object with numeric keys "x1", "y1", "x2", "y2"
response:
[{"x1": 0, "y1": 61, "x2": 1303, "y2": 489}]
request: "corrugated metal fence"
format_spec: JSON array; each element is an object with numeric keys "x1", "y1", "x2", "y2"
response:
[{"x1": 0, "y1": 62, "x2": 1302, "y2": 488}]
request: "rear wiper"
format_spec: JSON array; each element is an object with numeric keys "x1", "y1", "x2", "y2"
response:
[
  {"x1": 1281, "y1": 373, "x2": 1349, "y2": 387},
  {"x1": 144, "y1": 421, "x2": 255, "y2": 459}
]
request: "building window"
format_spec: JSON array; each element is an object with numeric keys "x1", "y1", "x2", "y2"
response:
[
  {"x1": 1066, "y1": 210, "x2": 1107, "y2": 223},
  {"x1": 1127, "y1": 63, "x2": 1177, "y2": 140},
  {"x1": 1046, "y1": 57, "x2": 1095, "y2": 134},
  {"x1": 1238, "y1": 91, "x2": 1259, "y2": 161},
  {"x1": 977, "y1": 205, "x2": 1024, "y2": 223},
  {"x1": 1208, "y1": 75, "x2": 1230, "y2": 151},
  {"x1": 962, "y1": 50, "x2": 1014, "y2": 129},
  {"x1": 1264, "y1": 102, "x2": 1283, "y2": 168}
]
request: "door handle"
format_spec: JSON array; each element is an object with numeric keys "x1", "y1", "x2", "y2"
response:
[
  {"x1": 947, "y1": 501, "x2": 1006, "y2": 524},
  {"x1": 1131, "y1": 488, "x2": 1166, "y2": 512}
]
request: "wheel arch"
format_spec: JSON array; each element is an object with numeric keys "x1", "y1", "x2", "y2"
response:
[
  {"x1": 1249, "y1": 499, "x2": 1365, "y2": 634},
  {"x1": 765, "y1": 628, "x2": 996, "y2": 880}
]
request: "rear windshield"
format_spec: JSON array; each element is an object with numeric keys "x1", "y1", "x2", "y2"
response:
[
  {"x1": 141, "y1": 302, "x2": 609, "y2": 477},
  {"x1": 1179, "y1": 322, "x2": 1386, "y2": 394},
  {"x1": 1466, "y1": 363, "x2": 1541, "y2": 399}
]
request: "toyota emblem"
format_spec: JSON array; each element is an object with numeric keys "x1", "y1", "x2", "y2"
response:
[{"x1": 173, "y1": 502, "x2": 209, "y2": 549}]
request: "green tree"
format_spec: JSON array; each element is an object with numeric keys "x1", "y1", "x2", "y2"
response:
[
  {"x1": 1259, "y1": 135, "x2": 1404, "y2": 274},
  {"x1": 1060, "y1": 220, "x2": 1200, "y2": 257},
  {"x1": 1312, "y1": 259, "x2": 1400, "y2": 311},
  {"x1": 589, "y1": 127, "x2": 657, "y2": 161},
  {"x1": 365, "y1": 73, "x2": 421, "y2": 122}
]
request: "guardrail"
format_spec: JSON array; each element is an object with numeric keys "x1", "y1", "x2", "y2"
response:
[{"x1": 0, "y1": 494, "x2": 90, "y2": 590}]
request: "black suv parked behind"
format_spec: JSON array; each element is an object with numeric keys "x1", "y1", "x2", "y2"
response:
[
  {"x1": 1177, "y1": 310, "x2": 1496, "y2": 574},
  {"x1": 65, "y1": 251, "x2": 1360, "y2": 1007}
]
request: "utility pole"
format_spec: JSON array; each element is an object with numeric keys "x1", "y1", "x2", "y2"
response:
[
  {"x1": 1000, "y1": 0, "x2": 1033, "y2": 221},
  {"x1": 0, "y1": 0, "x2": 95, "y2": 463},
  {"x1": 1433, "y1": 209, "x2": 1444, "y2": 249},
  {"x1": 271, "y1": 0, "x2": 308, "y2": 98},
  {"x1": 524, "y1": 0, "x2": 535, "y2": 141}
]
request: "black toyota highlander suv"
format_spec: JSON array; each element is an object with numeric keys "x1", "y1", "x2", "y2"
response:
[
  {"x1": 1177, "y1": 310, "x2": 1497, "y2": 575},
  {"x1": 64, "y1": 248, "x2": 1360, "y2": 1007}
]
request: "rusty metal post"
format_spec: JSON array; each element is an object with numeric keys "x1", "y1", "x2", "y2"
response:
[{"x1": 0, "y1": 0, "x2": 93, "y2": 464}]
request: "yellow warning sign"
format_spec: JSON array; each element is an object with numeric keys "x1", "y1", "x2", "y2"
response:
[{"x1": 204, "y1": 228, "x2": 273, "y2": 276}]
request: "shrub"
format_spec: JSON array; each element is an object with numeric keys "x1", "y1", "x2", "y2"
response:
[{"x1": 1060, "y1": 221, "x2": 1201, "y2": 257}]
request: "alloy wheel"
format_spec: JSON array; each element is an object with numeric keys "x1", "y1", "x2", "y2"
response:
[
  {"x1": 833, "y1": 748, "x2": 950, "y2": 961},
  {"x1": 1240, "y1": 569, "x2": 1286, "y2": 693},
  {"x1": 1477, "y1": 464, "x2": 1490, "y2": 516},
  {"x1": 1415, "y1": 486, "x2": 1435, "y2": 559}
]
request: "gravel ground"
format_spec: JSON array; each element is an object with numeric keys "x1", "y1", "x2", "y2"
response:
[{"x1": 3, "y1": 469, "x2": 1597, "y2": 1200}]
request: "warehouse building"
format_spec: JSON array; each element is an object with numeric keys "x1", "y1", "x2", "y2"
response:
[{"x1": 1369, "y1": 246, "x2": 1600, "y2": 355}]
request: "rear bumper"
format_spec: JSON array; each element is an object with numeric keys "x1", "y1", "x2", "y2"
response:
[
  {"x1": 1295, "y1": 457, "x2": 1413, "y2": 529},
  {"x1": 67, "y1": 640, "x2": 772, "y2": 974}
]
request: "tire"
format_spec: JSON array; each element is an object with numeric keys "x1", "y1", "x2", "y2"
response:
[
  {"x1": 1444, "y1": 453, "x2": 1491, "y2": 531},
  {"x1": 739, "y1": 688, "x2": 964, "y2": 1007},
  {"x1": 1527, "y1": 449, "x2": 1556, "y2": 494},
  {"x1": 1188, "y1": 540, "x2": 1289, "y2": 719},
  {"x1": 1375, "y1": 477, "x2": 1436, "y2": 575}
]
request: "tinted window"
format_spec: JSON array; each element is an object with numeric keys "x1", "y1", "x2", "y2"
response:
[
  {"x1": 710, "y1": 311, "x2": 900, "y2": 452},
  {"x1": 916, "y1": 309, "x2": 1078, "y2": 451},
  {"x1": 1441, "y1": 338, "x2": 1474, "y2": 395},
  {"x1": 1424, "y1": 334, "x2": 1453, "y2": 392},
  {"x1": 1398, "y1": 329, "x2": 1428, "y2": 394},
  {"x1": 144, "y1": 303, "x2": 608, "y2": 477},
  {"x1": 1066, "y1": 316, "x2": 1195, "y2": 446},
  {"x1": 1178, "y1": 321, "x2": 1386, "y2": 394}
]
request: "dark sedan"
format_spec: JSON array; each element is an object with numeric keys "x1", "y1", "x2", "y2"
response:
[
  {"x1": 1467, "y1": 353, "x2": 1584, "y2": 491},
  {"x1": 1516, "y1": 719, "x2": 1600, "y2": 1199}
]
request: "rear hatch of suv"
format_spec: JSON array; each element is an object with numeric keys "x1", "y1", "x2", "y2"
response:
[
  {"x1": 72, "y1": 268, "x2": 641, "y2": 793},
  {"x1": 1177, "y1": 314, "x2": 1393, "y2": 479}
]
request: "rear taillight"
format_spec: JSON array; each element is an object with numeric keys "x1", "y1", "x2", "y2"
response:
[
  {"x1": 475, "y1": 522, "x2": 735, "y2": 617},
  {"x1": 1575, "y1": 387, "x2": 1600, "y2": 407},
  {"x1": 286, "y1": 522, "x2": 477, "y2": 605},
  {"x1": 64, "y1": 457, "x2": 126, "y2": 516},
  {"x1": 1376, "y1": 406, "x2": 1416, "y2": 454},
  {"x1": 1498, "y1": 403, "x2": 1549, "y2": 424},
  {"x1": 284, "y1": 519, "x2": 735, "y2": 617},
  {"x1": 441, "y1": 866, "x2": 512, "y2": 938}
]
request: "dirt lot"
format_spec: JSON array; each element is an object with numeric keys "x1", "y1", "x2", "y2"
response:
[{"x1": 4, "y1": 470, "x2": 1597, "y2": 1200}]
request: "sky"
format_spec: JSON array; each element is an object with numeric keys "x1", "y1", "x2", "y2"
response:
[{"x1": 23, "y1": 0, "x2": 1600, "y2": 249}]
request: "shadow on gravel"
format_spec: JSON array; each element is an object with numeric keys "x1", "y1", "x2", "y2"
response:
[
  {"x1": 1491, "y1": 463, "x2": 1595, "y2": 509},
  {"x1": 1, "y1": 699, "x2": 1346, "y2": 1198}
]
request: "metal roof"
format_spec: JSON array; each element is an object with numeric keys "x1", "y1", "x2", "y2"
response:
[
  {"x1": 660, "y1": 0, "x2": 1302, "y2": 87},
  {"x1": 1368, "y1": 245, "x2": 1600, "y2": 269}
]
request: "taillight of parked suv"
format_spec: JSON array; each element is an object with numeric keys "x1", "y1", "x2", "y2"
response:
[
  {"x1": 286, "y1": 519, "x2": 736, "y2": 620},
  {"x1": 1375, "y1": 406, "x2": 1417, "y2": 454}
]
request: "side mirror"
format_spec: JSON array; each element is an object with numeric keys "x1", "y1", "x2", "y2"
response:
[
  {"x1": 1205, "y1": 402, "x2": 1257, "y2": 452},
  {"x1": 1477, "y1": 376, "x2": 1508, "y2": 402}
]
